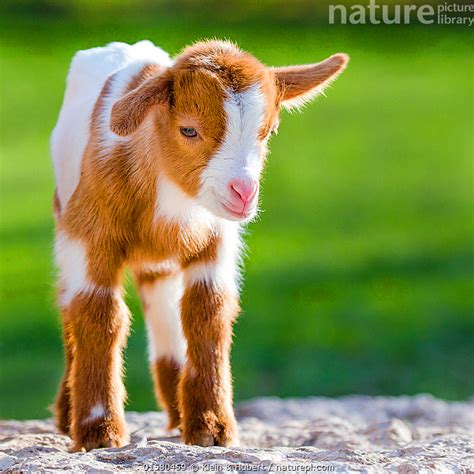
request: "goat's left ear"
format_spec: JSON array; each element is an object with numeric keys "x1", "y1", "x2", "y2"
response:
[
  {"x1": 273, "y1": 53, "x2": 349, "y2": 110},
  {"x1": 110, "y1": 75, "x2": 172, "y2": 136}
]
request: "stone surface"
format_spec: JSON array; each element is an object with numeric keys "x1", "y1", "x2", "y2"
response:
[{"x1": 1, "y1": 395, "x2": 473, "y2": 472}]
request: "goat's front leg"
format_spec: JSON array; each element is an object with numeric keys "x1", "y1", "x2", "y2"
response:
[
  {"x1": 179, "y1": 233, "x2": 241, "y2": 447},
  {"x1": 55, "y1": 234, "x2": 129, "y2": 451},
  {"x1": 64, "y1": 289, "x2": 130, "y2": 451}
]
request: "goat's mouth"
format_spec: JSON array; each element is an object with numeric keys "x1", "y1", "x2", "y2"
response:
[
  {"x1": 209, "y1": 189, "x2": 257, "y2": 221},
  {"x1": 220, "y1": 201, "x2": 256, "y2": 221}
]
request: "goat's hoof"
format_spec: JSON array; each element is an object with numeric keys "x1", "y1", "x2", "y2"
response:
[
  {"x1": 166, "y1": 416, "x2": 181, "y2": 431},
  {"x1": 182, "y1": 415, "x2": 239, "y2": 447},
  {"x1": 71, "y1": 419, "x2": 129, "y2": 451},
  {"x1": 185, "y1": 428, "x2": 215, "y2": 447}
]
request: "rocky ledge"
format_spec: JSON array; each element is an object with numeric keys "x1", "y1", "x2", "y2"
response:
[{"x1": 1, "y1": 395, "x2": 473, "y2": 472}]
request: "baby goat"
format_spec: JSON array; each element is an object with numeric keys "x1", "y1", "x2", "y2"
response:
[{"x1": 51, "y1": 40, "x2": 348, "y2": 451}]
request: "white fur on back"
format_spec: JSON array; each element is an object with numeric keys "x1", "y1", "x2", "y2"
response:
[{"x1": 51, "y1": 41, "x2": 172, "y2": 209}]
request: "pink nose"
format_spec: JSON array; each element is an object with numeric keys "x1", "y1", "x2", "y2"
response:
[{"x1": 229, "y1": 179, "x2": 258, "y2": 204}]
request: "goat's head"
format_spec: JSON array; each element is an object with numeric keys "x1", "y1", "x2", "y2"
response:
[{"x1": 110, "y1": 40, "x2": 349, "y2": 222}]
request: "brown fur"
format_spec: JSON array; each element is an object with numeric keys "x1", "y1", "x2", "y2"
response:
[
  {"x1": 178, "y1": 281, "x2": 240, "y2": 446},
  {"x1": 134, "y1": 269, "x2": 173, "y2": 287},
  {"x1": 53, "y1": 40, "x2": 348, "y2": 450},
  {"x1": 152, "y1": 357, "x2": 182, "y2": 430},
  {"x1": 56, "y1": 290, "x2": 130, "y2": 451},
  {"x1": 273, "y1": 54, "x2": 349, "y2": 103},
  {"x1": 53, "y1": 189, "x2": 61, "y2": 218},
  {"x1": 54, "y1": 325, "x2": 73, "y2": 435}
]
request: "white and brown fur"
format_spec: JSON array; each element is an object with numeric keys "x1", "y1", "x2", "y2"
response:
[{"x1": 51, "y1": 39, "x2": 348, "y2": 451}]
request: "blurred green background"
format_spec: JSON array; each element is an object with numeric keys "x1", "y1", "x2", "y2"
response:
[{"x1": 1, "y1": 1, "x2": 473, "y2": 420}]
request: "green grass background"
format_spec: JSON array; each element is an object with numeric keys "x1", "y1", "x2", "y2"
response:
[{"x1": 1, "y1": 8, "x2": 473, "y2": 419}]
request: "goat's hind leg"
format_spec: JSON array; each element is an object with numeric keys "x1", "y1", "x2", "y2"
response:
[
  {"x1": 54, "y1": 324, "x2": 74, "y2": 435},
  {"x1": 53, "y1": 194, "x2": 73, "y2": 435},
  {"x1": 135, "y1": 269, "x2": 186, "y2": 430}
]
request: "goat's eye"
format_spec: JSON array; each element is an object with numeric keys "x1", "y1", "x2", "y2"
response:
[{"x1": 180, "y1": 127, "x2": 198, "y2": 138}]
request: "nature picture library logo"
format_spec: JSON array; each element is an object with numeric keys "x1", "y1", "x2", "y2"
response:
[{"x1": 328, "y1": 1, "x2": 474, "y2": 25}]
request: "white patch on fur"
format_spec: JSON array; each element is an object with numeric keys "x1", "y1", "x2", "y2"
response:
[
  {"x1": 184, "y1": 220, "x2": 243, "y2": 295},
  {"x1": 84, "y1": 404, "x2": 106, "y2": 423},
  {"x1": 156, "y1": 176, "x2": 216, "y2": 229},
  {"x1": 140, "y1": 273, "x2": 186, "y2": 364},
  {"x1": 54, "y1": 232, "x2": 94, "y2": 306},
  {"x1": 198, "y1": 84, "x2": 266, "y2": 218},
  {"x1": 137, "y1": 259, "x2": 180, "y2": 275},
  {"x1": 51, "y1": 40, "x2": 172, "y2": 209}
]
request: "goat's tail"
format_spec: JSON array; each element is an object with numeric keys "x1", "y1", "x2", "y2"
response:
[{"x1": 53, "y1": 189, "x2": 61, "y2": 220}]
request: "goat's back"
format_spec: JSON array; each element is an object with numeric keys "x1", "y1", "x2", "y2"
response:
[{"x1": 51, "y1": 41, "x2": 172, "y2": 209}]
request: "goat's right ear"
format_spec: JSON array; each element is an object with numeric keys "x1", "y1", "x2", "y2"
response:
[
  {"x1": 273, "y1": 54, "x2": 349, "y2": 110},
  {"x1": 110, "y1": 75, "x2": 171, "y2": 136}
]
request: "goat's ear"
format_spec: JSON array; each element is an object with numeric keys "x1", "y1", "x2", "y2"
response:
[
  {"x1": 273, "y1": 53, "x2": 349, "y2": 110},
  {"x1": 110, "y1": 75, "x2": 172, "y2": 136}
]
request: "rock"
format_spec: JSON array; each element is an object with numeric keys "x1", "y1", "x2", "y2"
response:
[{"x1": 1, "y1": 395, "x2": 473, "y2": 472}]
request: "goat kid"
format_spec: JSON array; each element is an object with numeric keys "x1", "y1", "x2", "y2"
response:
[{"x1": 51, "y1": 40, "x2": 348, "y2": 451}]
